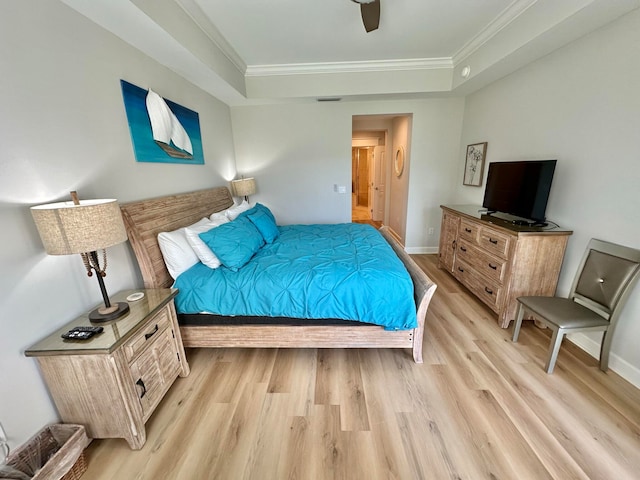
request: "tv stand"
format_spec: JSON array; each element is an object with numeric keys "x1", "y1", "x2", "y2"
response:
[{"x1": 438, "y1": 205, "x2": 572, "y2": 328}]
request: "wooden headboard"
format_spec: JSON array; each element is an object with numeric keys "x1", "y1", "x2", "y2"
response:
[{"x1": 121, "y1": 187, "x2": 234, "y2": 289}]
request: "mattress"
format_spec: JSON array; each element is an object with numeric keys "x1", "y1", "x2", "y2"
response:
[{"x1": 173, "y1": 223, "x2": 417, "y2": 330}]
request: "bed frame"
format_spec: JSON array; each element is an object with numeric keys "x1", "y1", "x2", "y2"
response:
[{"x1": 120, "y1": 187, "x2": 437, "y2": 362}]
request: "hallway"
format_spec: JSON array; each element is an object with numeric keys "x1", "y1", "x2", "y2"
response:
[{"x1": 352, "y1": 194, "x2": 382, "y2": 228}]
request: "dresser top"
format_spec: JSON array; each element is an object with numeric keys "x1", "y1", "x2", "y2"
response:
[
  {"x1": 441, "y1": 205, "x2": 573, "y2": 235},
  {"x1": 25, "y1": 288, "x2": 177, "y2": 356}
]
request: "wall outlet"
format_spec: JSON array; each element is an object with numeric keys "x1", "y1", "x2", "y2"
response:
[{"x1": 428, "y1": 227, "x2": 435, "y2": 235}]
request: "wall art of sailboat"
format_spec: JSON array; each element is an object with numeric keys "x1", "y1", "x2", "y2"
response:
[
  {"x1": 145, "y1": 88, "x2": 193, "y2": 159},
  {"x1": 120, "y1": 79, "x2": 204, "y2": 165}
]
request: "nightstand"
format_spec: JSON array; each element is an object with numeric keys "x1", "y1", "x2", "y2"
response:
[{"x1": 26, "y1": 288, "x2": 190, "y2": 449}]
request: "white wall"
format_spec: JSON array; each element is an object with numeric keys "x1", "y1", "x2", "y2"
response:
[
  {"x1": 454, "y1": 9, "x2": 640, "y2": 384},
  {"x1": 230, "y1": 98, "x2": 464, "y2": 251},
  {"x1": 388, "y1": 116, "x2": 411, "y2": 243},
  {"x1": 0, "y1": 0, "x2": 236, "y2": 447}
]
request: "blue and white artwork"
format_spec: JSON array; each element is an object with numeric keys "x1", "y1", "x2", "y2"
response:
[{"x1": 120, "y1": 79, "x2": 204, "y2": 164}]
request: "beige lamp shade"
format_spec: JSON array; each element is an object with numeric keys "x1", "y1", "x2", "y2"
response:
[
  {"x1": 31, "y1": 199, "x2": 128, "y2": 255},
  {"x1": 230, "y1": 177, "x2": 256, "y2": 198}
]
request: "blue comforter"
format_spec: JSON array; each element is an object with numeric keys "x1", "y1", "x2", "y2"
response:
[{"x1": 174, "y1": 223, "x2": 417, "y2": 330}]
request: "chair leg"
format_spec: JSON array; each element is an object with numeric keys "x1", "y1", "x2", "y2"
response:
[
  {"x1": 512, "y1": 303, "x2": 525, "y2": 342},
  {"x1": 545, "y1": 327, "x2": 564, "y2": 374},
  {"x1": 599, "y1": 328, "x2": 612, "y2": 372}
]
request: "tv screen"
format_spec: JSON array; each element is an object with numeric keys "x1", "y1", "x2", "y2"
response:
[{"x1": 482, "y1": 160, "x2": 557, "y2": 223}]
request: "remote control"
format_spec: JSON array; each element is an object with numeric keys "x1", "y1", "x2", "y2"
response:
[
  {"x1": 61, "y1": 325, "x2": 104, "y2": 340},
  {"x1": 61, "y1": 330, "x2": 97, "y2": 340},
  {"x1": 71, "y1": 326, "x2": 104, "y2": 333}
]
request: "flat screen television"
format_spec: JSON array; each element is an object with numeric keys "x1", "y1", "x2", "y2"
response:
[{"x1": 482, "y1": 159, "x2": 557, "y2": 224}]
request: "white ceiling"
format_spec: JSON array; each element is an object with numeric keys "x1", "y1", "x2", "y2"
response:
[
  {"x1": 61, "y1": 0, "x2": 640, "y2": 105},
  {"x1": 190, "y1": 0, "x2": 512, "y2": 65}
]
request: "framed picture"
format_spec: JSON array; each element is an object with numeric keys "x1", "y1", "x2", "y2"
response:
[
  {"x1": 463, "y1": 142, "x2": 487, "y2": 186},
  {"x1": 120, "y1": 80, "x2": 204, "y2": 165}
]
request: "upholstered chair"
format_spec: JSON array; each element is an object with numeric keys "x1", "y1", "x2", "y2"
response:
[{"x1": 512, "y1": 238, "x2": 640, "y2": 373}]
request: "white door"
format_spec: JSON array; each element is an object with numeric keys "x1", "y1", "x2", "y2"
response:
[{"x1": 372, "y1": 146, "x2": 385, "y2": 221}]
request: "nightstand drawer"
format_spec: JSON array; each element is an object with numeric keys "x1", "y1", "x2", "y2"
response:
[
  {"x1": 124, "y1": 307, "x2": 171, "y2": 362},
  {"x1": 129, "y1": 327, "x2": 182, "y2": 419}
]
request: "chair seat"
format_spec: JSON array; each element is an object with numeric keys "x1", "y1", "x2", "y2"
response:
[{"x1": 517, "y1": 296, "x2": 610, "y2": 329}]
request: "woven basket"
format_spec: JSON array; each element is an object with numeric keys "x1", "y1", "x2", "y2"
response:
[
  {"x1": 61, "y1": 451, "x2": 87, "y2": 480},
  {"x1": 5, "y1": 424, "x2": 89, "y2": 480}
]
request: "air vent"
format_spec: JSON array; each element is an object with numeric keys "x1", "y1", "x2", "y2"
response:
[{"x1": 317, "y1": 97, "x2": 342, "y2": 102}]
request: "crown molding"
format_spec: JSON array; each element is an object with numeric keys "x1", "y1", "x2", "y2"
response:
[
  {"x1": 175, "y1": 0, "x2": 247, "y2": 73},
  {"x1": 246, "y1": 58, "x2": 453, "y2": 77},
  {"x1": 452, "y1": 0, "x2": 539, "y2": 65}
]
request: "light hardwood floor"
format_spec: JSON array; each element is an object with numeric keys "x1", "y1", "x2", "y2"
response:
[{"x1": 82, "y1": 255, "x2": 640, "y2": 479}]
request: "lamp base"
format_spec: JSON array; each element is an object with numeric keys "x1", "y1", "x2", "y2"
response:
[{"x1": 89, "y1": 302, "x2": 130, "y2": 323}]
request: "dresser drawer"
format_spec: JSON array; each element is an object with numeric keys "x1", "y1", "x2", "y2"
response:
[
  {"x1": 478, "y1": 227, "x2": 512, "y2": 258},
  {"x1": 129, "y1": 327, "x2": 181, "y2": 418},
  {"x1": 459, "y1": 219, "x2": 480, "y2": 243},
  {"x1": 453, "y1": 259, "x2": 504, "y2": 313},
  {"x1": 124, "y1": 307, "x2": 172, "y2": 362},
  {"x1": 457, "y1": 239, "x2": 509, "y2": 284}
]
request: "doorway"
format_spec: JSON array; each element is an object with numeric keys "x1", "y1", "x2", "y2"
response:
[
  {"x1": 351, "y1": 146, "x2": 382, "y2": 228},
  {"x1": 352, "y1": 115, "x2": 411, "y2": 243},
  {"x1": 352, "y1": 146, "x2": 370, "y2": 215}
]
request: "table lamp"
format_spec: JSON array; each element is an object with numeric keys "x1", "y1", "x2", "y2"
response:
[
  {"x1": 31, "y1": 192, "x2": 130, "y2": 322},
  {"x1": 230, "y1": 177, "x2": 256, "y2": 202}
]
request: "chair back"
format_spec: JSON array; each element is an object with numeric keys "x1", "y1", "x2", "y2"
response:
[{"x1": 569, "y1": 239, "x2": 640, "y2": 323}]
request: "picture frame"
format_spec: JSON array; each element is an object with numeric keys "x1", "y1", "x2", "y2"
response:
[
  {"x1": 463, "y1": 142, "x2": 487, "y2": 186},
  {"x1": 120, "y1": 80, "x2": 204, "y2": 165}
]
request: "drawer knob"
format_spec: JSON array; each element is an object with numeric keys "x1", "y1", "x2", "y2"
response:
[
  {"x1": 488, "y1": 263, "x2": 497, "y2": 270},
  {"x1": 484, "y1": 287, "x2": 494, "y2": 295},
  {"x1": 458, "y1": 267, "x2": 464, "y2": 273},
  {"x1": 136, "y1": 379, "x2": 147, "y2": 398},
  {"x1": 460, "y1": 246, "x2": 467, "y2": 252},
  {"x1": 489, "y1": 238, "x2": 498, "y2": 245},
  {"x1": 465, "y1": 228, "x2": 472, "y2": 233},
  {"x1": 144, "y1": 324, "x2": 159, "y2": 340}
]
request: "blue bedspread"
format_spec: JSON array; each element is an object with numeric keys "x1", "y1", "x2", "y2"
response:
[{"x1": 174, "y1": 223, "x2": 417, "y2": 330}]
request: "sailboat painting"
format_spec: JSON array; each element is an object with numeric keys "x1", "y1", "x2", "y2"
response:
[{"x1": 120, "y1": 80, "x2": 204, "y2": 164}]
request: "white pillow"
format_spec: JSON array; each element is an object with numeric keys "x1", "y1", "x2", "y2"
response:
[
  {"x1": 210, "y1": 210, "x2": 228, "y2": 223},
  {"x1": 224, "y1": 200, "x2": 252, "y2": 220},
  {"x1": 185, "y1": 216, "x2": 230, "y2": 268},
  {"x1": 157, "y1": 218, "x2": 210, "y2": 280}
]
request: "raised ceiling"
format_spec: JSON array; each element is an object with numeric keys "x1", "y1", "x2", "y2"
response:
[
  {"x1": 61, "y1": 0, "x2": 640, "y2": 105},
  {"x1": 191, "y1": 0, "x2": 512, "y2": 65}
]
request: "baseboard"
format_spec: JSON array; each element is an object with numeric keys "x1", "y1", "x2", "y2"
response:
[
  {"x1": 567, "y1": 333, "x2": 640, "y2": 388},
  {"x1": 405, "y1": 247, "x2": 439, "y2": 254}
]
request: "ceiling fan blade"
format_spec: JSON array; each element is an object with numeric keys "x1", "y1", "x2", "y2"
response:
[{"x1": 360, "y1": 0, "x2": 380, "y2": 33}]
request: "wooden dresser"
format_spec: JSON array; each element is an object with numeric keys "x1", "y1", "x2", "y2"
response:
[
  {"x1": 26, "y1": 288, "x2": 189, "y2": 449},
  {"x1": 439, "y1": 205, "x2": 572, "y2": 328}
]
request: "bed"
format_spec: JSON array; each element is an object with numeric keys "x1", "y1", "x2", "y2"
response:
[{"x1": 120, "y1": 187, "x2": 436, "y2": 362}]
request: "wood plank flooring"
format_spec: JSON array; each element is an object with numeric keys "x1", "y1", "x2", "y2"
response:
[{"x1": 82, "y1": 254, "x2": 640, "y2": 479}]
